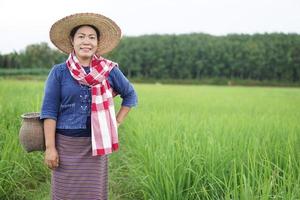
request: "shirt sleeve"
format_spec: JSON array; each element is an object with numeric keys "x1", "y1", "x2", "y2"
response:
[
  {"x1": 40, "y1": 65, "x2": 61, "y2": 120},
  {"x1": 108, "y1": 66, "x2": 138, "y2": 107}
]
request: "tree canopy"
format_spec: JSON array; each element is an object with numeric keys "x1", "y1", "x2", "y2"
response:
[{"x1": 1, "y1": 33, "x2": 300, "y2": 83}]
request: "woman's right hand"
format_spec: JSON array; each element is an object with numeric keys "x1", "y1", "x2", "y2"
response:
[
  {"x1": 44, "y1": 147, "x2": 59, "y2": 170},
  {"x1": 43, "y1": 119, "x2": 59, "y2": 170}
]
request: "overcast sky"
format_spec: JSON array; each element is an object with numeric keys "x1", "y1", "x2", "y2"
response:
[{"x1": 0, "y1": 0, "x2": 299, "y2": 54}]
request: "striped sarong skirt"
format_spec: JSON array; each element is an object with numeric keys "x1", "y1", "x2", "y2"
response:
[{"x1": 52, "y1": 134, "x2": 108, "y2": 200}]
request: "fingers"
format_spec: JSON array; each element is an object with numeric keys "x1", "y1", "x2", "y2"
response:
[
  {"x1": 44, "y1": 148, "x2": 59, "y2": 170},
  {"x1": 112, "y1": 90, "x2": 118, "y2": 97},
  {"x1": 45, "y1": 158, "x2": 59, "y2": 170},
  {"x1": 46, "y1": 160, "x2": 58, "y2": 170}
]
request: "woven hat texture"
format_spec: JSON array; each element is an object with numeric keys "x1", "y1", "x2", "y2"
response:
[{"x1": 50, "y1": 13, "x2": 121, "y2": 55}]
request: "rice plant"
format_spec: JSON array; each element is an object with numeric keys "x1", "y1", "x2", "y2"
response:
[{"x1": 0, "y1": 80, "x2": 299, "y2": 199}]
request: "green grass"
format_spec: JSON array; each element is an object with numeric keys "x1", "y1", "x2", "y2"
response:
[
  {"x1": 0, "y1": 68, "x2": 50, "y2": 76},
  {"x1": 0, "y1": 80, "x2": 299, "y2": 199}
]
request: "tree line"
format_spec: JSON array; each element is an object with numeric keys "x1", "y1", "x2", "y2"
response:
[{"x1": 1, "y1": 33, "x2": 300, "y2": 82}]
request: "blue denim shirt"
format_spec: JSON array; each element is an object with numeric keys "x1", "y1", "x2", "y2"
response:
[{"x1": 40, "y1": 62, "x2": 137, "y2": 129}]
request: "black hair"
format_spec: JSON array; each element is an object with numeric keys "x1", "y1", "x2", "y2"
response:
[{"x1": 69, "y1": 24, "x2": 100, "y2": 40}]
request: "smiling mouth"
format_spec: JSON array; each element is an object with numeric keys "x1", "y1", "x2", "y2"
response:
[{"x1": 80, "y1": 48, "x2": 91, "y2": 51}]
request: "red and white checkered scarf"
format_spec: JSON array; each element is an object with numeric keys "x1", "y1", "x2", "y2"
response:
[{"x1": 66, "y1": 52, "x2": 118, "y2": 156}]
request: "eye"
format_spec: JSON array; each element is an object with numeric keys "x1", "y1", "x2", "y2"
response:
[
  {"x1": 89, "y1": 36, "x2": 96, "y2": 40},
  {"x1": 78, "y1": 35, "x2": 84, "y2": 39}
]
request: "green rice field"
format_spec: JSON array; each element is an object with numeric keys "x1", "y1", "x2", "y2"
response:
[{"x1": 0, "y1": 79, "x2": 299, "y2": 199}]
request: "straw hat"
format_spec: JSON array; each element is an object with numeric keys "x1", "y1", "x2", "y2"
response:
[{"x1": 50, "y1": 13, "x2": 122, "y2": 55}]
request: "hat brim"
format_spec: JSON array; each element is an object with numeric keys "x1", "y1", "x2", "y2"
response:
[{"x1": 50, "y1": 13, "x2": 121, "y2": 55}]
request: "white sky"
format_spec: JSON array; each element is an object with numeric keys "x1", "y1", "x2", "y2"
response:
[{"x1": 0, "y1": 0, "x2": 299, "y2": 54}]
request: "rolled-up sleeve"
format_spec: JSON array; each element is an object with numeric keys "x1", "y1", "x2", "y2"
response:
[
  {"x1": 108, "y1": 67, "x2": 138, "y2": 107},
  {"x1": 40, "y1": 65, "x2": 61, "y2": 120}
]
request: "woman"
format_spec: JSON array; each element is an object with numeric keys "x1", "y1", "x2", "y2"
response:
[{"x1": 40, "y1": 13, "x2": 137, "y2": 200}]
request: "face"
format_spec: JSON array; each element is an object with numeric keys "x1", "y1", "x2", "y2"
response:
[{"x1": 71, "y1": 26, "x2": 98, "y2": 62}]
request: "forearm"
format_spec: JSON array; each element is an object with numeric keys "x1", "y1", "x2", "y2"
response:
[
  {"x1": 43, "y1": 119, "x2": 57, "y2": 149},
  {"x1": 116, "y1": 106, "x2": 131, "y2": 125}
]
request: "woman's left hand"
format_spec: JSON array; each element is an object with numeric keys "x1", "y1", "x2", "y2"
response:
[
  {"x1": 116, "y1": 106, "x2": 130, "y2": 128},
  {"x1": 112, "y1": 90, "x2": 118, "y2": 97}
]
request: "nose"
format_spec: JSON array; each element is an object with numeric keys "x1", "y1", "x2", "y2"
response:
[{"x1": 82, "y1": 37, "x2": 91, "y2": 44}]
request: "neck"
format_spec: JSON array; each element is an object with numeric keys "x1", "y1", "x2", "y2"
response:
[{"x1": 78, "y1": 57, "x2": 91, "y2": 67}]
